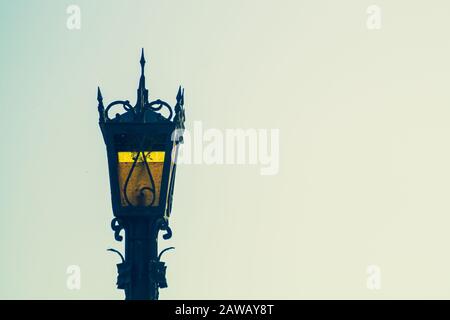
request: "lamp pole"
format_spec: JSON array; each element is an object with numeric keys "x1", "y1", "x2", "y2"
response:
[
  {"x1": 99, "y1": 49, "x2": 184, "y2": 300},
  {"x1": 110, "y1": 216, "x2": 173, "y2": 300},
  {"x1": 125, "y1": 217, "x2": 158, "y2": 300}
]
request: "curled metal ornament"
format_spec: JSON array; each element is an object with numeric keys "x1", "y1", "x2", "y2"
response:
[
  {"x1": 145, "y1": 99, "x2": 173, "y2": 121},
  {"x1": 105, "y1": 100, "x2": 134, "y2": 121},
  {"x1": 107, "y1": 248, "x2": 125, "y2": 263},
  {"x1": 154, "y1": 218, "x2": 173, "y2": 240},
  {"x1": 123, "y1": 151, "x2": 157, "y2": 207},
  {"x1": 158, "y1": 247, "x2": 175, "y2": 261},
  {"x1": 111, "y1": 218, "x2": 125, "y2": 242}
]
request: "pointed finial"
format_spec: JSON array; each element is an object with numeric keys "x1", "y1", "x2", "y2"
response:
[
  {"x1": 97, "y1": 86, "x2": 105, "y2": 122},
  {"x1": 136, "y1": 49, "x2": 149, "y2": 117},
  {"x1": 176, "y1": 86, "x2": 182, "y2": 101},
  {"x1": 181, "y1": 88, "x2": 184, "y2": 106},
  {"x1": 97, "y1": 86, "x2": 103, "y2": 102},
  {"x1": 140, "y1": 48, "x2": 146, "y2": 70}
]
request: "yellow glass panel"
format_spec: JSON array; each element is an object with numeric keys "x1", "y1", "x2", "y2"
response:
[
  {"x1": 118, "y1": 151, "x2": 165, "y2": 163},
  {"x1": 117, "y1": 151, "x2": 165, "y2": 207}
]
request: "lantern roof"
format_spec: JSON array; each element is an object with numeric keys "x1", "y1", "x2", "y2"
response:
[{"x1": 97, "y1": 49, "x2": 185, "y2": 129}]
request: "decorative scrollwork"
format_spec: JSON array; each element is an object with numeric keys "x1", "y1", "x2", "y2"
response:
[
  {"x1": 123, "y1": 150, "x2": 157, "y2": 207},
  {"x1": 107, "y1": 248, "x2": 125, "y2": 263},
  {"x1": 158, "y1": 247, "x2": 175, "y2": 261},
  {"x1": 105, "y1": 100, "x2": 134, "y2": 121},
  {"x1": 111, "y1": 217, "x2": 125, "y2": 242},
  {"x1": 145, "y1": 99, "x2": 173, "y2": 121},
  {"x1": 97, "y1": 51, "x2": 184, "y2": 127},
  {"x1": 154, "y1": 218, "x2": 173, "y2": 240}
]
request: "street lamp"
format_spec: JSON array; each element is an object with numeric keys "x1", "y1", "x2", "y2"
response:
[{"x1": 97, "y1": 49, "x2": 185, "y2": 300}]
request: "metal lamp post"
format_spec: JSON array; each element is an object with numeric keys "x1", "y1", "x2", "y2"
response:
[{"x1": 97, "y1": 49, "x2": 185, "y2": 300}]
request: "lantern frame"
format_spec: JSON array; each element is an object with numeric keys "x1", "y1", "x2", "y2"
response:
[
  {"x1": 100, "y1": 122, "x2": 178, "y2": 218},
  {"x1": 97, "y1": 49, "x2": 185, "y2": 220}
]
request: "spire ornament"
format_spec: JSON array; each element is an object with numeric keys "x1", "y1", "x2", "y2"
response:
[
  {"x1": 99, "y1": 49, "x2": 182, "y2": 124},
  {"x1": 97, "y1": 86, "x2": 105, "y2": 122}
]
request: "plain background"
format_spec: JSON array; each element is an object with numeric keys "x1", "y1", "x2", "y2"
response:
[{"x1": 1, "y1": 0, "x2": 450, "y2": 299}]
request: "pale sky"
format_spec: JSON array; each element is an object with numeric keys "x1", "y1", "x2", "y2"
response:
[{"x1": 1, "y1": 0, "x2": 450, "y2": 299}]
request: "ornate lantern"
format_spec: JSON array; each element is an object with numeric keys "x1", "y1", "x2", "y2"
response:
[{"x1": 97, "y1": 49, "x2": 185, "y2": 300}]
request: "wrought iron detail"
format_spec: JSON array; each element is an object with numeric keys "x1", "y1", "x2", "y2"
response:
[
  {"x1": 122, "y1": 150, "x2": 157, "y2": 207},
  {"x1": 97, "y1": 49, "x2": 181, "y2": 125},
  {"x1": 174, "y1": 86, "x2": 185, "y2": 131},
  {"x1": 116, "y1": 261, "x2": 132, "y2": 290},
  {"x1": 145, "y1": 99, "x2": 173, "y2": 121},
  {"x1": 98, "y1": 50, "x2": 186, "y2": 300},
  {"x1": 154, "y1": 218, "x2": 173, "y2": 240},
  {"x1": 105, "y1": 100, "x2": 134, "y2": 122},
  {"x1": 149, "y1": 260, "x2": 168, "y2": 295},
  {"x1": 165, "y1": 164, "x2": 177, "y2": 218},
  {"x1": 111, "y1": 217, "x2": 125, "y2": 241},
  {"x1": 158, "y1": 247, "x2": 175, "y2": 261},
  {"x1": 107, "y1": 248, "x2": 125, "y2": 263},
  {"x1": 150, "y1": 247, "x2": 174, "y2": 298},
  {"x1": 97, "y1": 87, "x2": 105, "y2": 122}
]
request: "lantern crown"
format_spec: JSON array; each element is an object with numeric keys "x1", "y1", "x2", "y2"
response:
[{"x1": 97, "y1": 49, "x2": 185, "y2": 129}]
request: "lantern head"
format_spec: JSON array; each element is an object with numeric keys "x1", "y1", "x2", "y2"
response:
[{"x1": 98, "y1": 49, "x2": 185, "y2": 220}]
